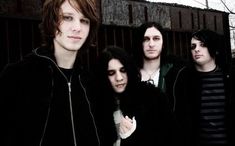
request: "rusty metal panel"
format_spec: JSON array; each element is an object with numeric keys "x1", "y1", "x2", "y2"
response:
[
  {"x1": 0, "y1": 16, "x2": 41, "y2": 71},
  {"x1": 164, "y1": 31, "x2": 191, "y2": 58},
  {"x1": 101, "y1": 0, "x2": 130, "y2": 26},
  {"x1": 170, "y1": 5, "x2": 226, "y2": 35},
  {"x1": 96, "y1": 25, "x2": 191, "y2": 59},
  {"x1": 198, "y1": 10, "x2": 224, "y2": 34},
  {"x1": 0, "y1": 0, "x2": 42, "y2": 17},
  {"x1": 97, "y1": 25, "x2": 134, "y2": 53},
  {"x1": 170, "y1": 6, "x2": 197, "y2": 31},
  {"x1": 190, "y1": 9, "x2": 200, "y2": 31},
  {"x1": 101, "y1": 0, "x2": 171, "y2": 28}
]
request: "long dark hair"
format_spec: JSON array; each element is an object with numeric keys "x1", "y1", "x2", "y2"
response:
[
  {"x1": 95, "y1": 46, "x2": 141, "y2": 112},
  {"x1": 132, "y1": 21, "x2": 167, "y2": 68}
]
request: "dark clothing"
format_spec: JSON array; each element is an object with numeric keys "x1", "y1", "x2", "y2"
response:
[
  {"x1": 162, "y1": 56, "x2": 187, "y2": 112},
  {"x1": 173, "y1": 65, "x2": 235, "y2": 146},
  {"x1": 94, "y1": 81, "x2": 177, "y2": 146},
  {"x1": 0, "y1": 47, "x2": 99, "y2": 146}
]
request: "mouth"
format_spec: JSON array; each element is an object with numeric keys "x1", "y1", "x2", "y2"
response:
[
  {"x1": 147, "y1": 50, "x2": 156, "y2": 54},
  {"x1": 194, "y1": 55, "x2": 202, "y2": 59},
  {"x1": 68, "y1": 36, "x2": 82, "y2": 40},
  {"x1": 147, "y1": 49, "x2": 156, "y2": 52},
  {"x1": 116, "y1": 83, "x2": 126, "y2": 88},
  {"x1": 147, "y1": 49, "x2": 157, "y2": 53}
]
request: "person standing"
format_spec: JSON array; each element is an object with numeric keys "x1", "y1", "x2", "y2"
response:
[
  {"x1": 132, "y1": 21, "x2": 185, "y2": 111},
  {"x1": 0, "y1": 0, "x2": 100, "y2": 145},
  {"x1": 93, "y1": 45, "x2": 177, "y2": 146},
  {"x1": 173, "y1": 29, "x2": 235, "y2": 146}
]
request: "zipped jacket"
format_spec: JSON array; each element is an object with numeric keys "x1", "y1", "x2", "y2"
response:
[{"x1": 0, "y1": 47, "x2": 100, "y2": 146}]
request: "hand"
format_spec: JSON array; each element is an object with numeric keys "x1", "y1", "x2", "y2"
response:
[
  {"x1": 119, "y1": 116, "x2": 136, "y2": 139},
  {"x1": 119, "y1": 116, "x2": 133, "y2": 134}
]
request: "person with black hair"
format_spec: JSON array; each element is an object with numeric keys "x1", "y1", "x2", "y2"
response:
[
  {"x1": 132, "y1": 21, "x2": 185, "y2": 111},
  {"x1": 93, "y1": 45, "x2": 177, "y2": 146},
  {"x1": 173, "y1": 29, "x2": 235, "y2": 146},
  {"x1": 0, "y1": 0, "x2": 100, "y2": 145}
]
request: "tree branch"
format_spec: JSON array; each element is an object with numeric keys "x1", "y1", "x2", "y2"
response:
[{"x1": 220, "y1": 0, "x2": 235, "y2": 14}]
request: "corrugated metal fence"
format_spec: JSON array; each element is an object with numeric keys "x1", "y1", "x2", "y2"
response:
[
  {"x1": 0, "y1": 0, "x2": 232, "y2": 71},
  {"x1": 0, "y1": 16, "x2": 192, "y2": 71}
]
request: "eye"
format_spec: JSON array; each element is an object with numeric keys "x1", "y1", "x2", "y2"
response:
[
  {"x1": 107, "y1": 70, "x2": 115, "y2": 76},
  {"x1": 153, "y1": 36, "x2": 160, "y2": 41},
  {"x1": 62, "y1": 15, "x2": 73, "y2": 21},
  {"x1": 80, "y1": 18, "x2": 90, "y2": 24},
  {"x1": 143, "y1": 37, "x2": 150, "y2": 42},
  {"x1": 120, "y1": 67, "x2": 126, "y2": 73},
  {"x1": 190, "y1": 44, "x2": 196, "y2": 50},
  {"x1": 200, "y1": 42, "x2": 206, "y2": 47}
]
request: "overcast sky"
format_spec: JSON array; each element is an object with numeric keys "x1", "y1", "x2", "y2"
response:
[
  {"x1": 147, "y1": 0, "x2": 235, "y2": 11},
  {"x1": 147, "y1": 0, "x2": 235, "y2": 50}
]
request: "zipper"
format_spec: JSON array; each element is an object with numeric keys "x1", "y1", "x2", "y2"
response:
[
  {"x1": 35, "y1": 50, "x2": 100, "y2": 145},
  {"x1": 68, "y1": 82, "x2": 77, "y2": 146},
  {"x1": 35, "y1": 51, "x2": 77, "y2": 146},
  {"x1": 57, "y1": 69, "x2": 78, "y2": 146}
]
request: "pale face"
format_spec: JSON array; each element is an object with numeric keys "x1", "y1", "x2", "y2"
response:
[
  {"x1": 191, "y1": 38, "x2": 215, "y2": 67},
  {"x1": 107, "y1": 59, "x2": 128, "y2": 94},
  {"x1": 54, "y1": 0, "x2": 90, "y2": 54},
  {"x1": 142, "y1": 27, "x2": 163, "y2": 60}
]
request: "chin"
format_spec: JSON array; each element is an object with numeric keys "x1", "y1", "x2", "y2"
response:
[{"x1": 116, "y1": 89, "x2": 125, "y2": 93}]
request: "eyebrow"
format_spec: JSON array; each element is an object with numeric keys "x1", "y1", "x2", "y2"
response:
[
  {"x1": 61, "y1": 12, "x2": 74, "y2": 15},
  {"x1": 144, "y1": 35, "x2": 160, "y2": 37}
]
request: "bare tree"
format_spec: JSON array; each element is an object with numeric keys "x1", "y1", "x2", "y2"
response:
[
  {"x1": 220, "y1": 0, "x2": 235, "y2": 14},
  {"x1": 219, "y1": 0, "x2": 235, "y2": 29}
]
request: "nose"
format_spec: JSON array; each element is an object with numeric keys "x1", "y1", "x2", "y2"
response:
[
  {"x1": 72, "y1": 20, "x2": 81, "y2": 32},
  {"x1": 116, "y1": 71, "x2": 124, "y2": 81},
  {"x1": 149, "y1": 39, "x2": 155, "y2": 47},
  {"x1": 194, "y1": 45, "x2": 200, "y2": 52}
]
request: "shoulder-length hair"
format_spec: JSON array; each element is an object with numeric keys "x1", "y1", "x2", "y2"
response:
[{"x1": 39, "y1": 0, "x2": 99, "y2": 51}]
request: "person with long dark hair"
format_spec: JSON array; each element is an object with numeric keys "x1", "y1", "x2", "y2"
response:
[
  {"x1": 132, "y1": 21, "x2": 185, "y2": 111},
  {"x1": 93, "y1": 45, "x2": 177, "y2": 146}
]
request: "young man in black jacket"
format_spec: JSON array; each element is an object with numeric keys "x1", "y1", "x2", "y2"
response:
[
  {"x1": 173, "y1": 29, "x2": 235, "y2": 146},
  {"x1": 0, "y1": 0, "x2": 100, "y2": 145}
]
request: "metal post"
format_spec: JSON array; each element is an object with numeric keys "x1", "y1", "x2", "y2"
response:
[{"x1": 205, "y1": 0, "x2": 209, "y2": 8}]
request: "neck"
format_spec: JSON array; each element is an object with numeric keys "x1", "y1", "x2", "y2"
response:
[
  {"x1": 195, "y1": 59, "x2": 216, "y2": 72},
  {"x1": 142, "y1": 58, "x2": 160, "y2": 72},
  {"x1": 54, "y1": 49, "x2": 78, "y2": 69},
  {"x1": 141, "y1": 59, "x2": 160, "y2": 82}
]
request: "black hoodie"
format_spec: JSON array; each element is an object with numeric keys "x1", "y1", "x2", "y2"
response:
[{"x1": 0, "y1": 47, "x2": 100, "y2": 146}]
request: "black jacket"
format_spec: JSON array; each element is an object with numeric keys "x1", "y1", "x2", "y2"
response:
[
  {"x1": 173, "y1": 65, "x2": 235, "y2": 146},
  {"x1": 0, "y1": 47, "x2": 99, "y2": 146}
]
